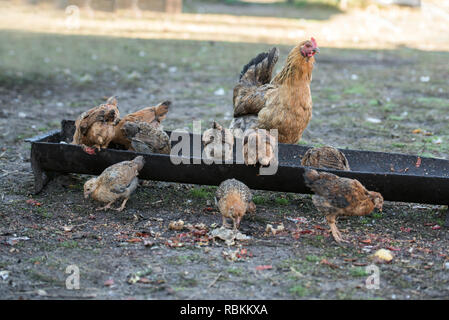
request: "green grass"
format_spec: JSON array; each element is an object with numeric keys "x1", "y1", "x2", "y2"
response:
[
  {"x1": 227, "y1": 267, "x2": 244, "y2": 276},
  {"x1": 349, "y1": 267, "x2": 369, "y2": 277},
  {"x1": 36, "y1": 207, "x2": 53, "y2": 219},
  {"x1": 252, "y1": 195, "x2": 267, "y2": 205},
  {"x1": 371, "y1": 212, "x2": 382, "y2": 219},
  {"x1": 275, "y1": 197, "x2": 289, "y2": 205},
  {"x1": 189, "y1": 187, "x2": 213, "y2": 199},
  {"x1": 343, "y1": 84, "x2": 367, "y2": 95},
  {"x1": 305, "y1": 255, "x2": 321, "y2": 263},
  {"x1": 59, "y1": 240, "x2": 79, "y2": 249},
  {"x1": 289, "y1": 284, "x2": 309, "y2": 298}
]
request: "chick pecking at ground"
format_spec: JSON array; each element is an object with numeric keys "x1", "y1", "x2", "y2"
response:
[
  {"x1": 113, "y1": 100, "x2": 170, "y2": 148},
  {"x1": 301, "y1": 146, "x2": 350, "y2": 171},
  {"x1": 121, "y1": 121, "x2": 171, "y2": 154},
  {"x1": 230, "y1": 38, "x2": 319, "y2": 144},
  {"x1": 215, "y1": 179, "x2": 256, "y2": 230},
  {"x1": 303, "y1": 169, "x2": 383, "y2": 243},
  {"x1": 84, "y1": 156, "x2": 145, "y2": 211},
  {"x1": 203, "y1": 121, "x2": 234, "y2": 162},
  {"x1": 72, "y1": 96, "x2": 120, "y2": 151}
]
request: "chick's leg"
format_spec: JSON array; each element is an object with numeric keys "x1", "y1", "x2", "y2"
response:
[
  {"x1": 113, "y1": 198, "x2": 129, "y2": 212},
  {"x1": 222, "y1": 216, "x2": 231, "y2": 229},
  {"x1": 96, "y1": 200, "x2": 116, "y2": 211},
  {"x1": 326, "y1": 214, "x2": 347, "y2": 243}
]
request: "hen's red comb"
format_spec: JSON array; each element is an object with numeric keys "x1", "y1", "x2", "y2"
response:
[{"x1": 311, "y1": 37, "x2": 317, "y2": 48}]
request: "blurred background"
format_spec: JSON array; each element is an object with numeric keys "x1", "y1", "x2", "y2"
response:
[{"x1": 2, "y1": 0, "x2": 447, "y2": 48}]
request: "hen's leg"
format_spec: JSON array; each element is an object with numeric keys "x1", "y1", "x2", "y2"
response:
[
  {"x1": 326, "y1": 214, "x2": 347, "y2": 243},
  {"x1": 96, "y1": 200, "x2": 115, "y2": 211}
]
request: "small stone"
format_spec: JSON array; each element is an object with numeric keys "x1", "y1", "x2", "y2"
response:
[
  {"x1": 214, "y1": 88, "x2": 225, "y2": 96},
  {"x1": 0, "y1": 270, "x2": 10, "y2": 281},
  {"x1": 37, "y1": 289, "x2": 47, "y2": 296}
]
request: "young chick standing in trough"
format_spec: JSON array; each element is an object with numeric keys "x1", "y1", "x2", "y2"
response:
[
  {"x1": 84, "y1": 156, "x2": 145, "y2": 211},
  {"x1": 215, "y1": 179, "x2": 256, "y2": 230},
  {"x1": 121, "y1": 121, "x2": 171, "y2": 155},
  {"x1": 303, "y1": 169, "x2": 383, "y2": 243},
  {"x1": 301, "y1": 145, "x2": 350, "y2": 171},
  {"x1": 113, "y1": 100, "x2": 170, "y2": 149},
  {"x1": 72, "y1": 96, "x2": 120, "y2": 152}
]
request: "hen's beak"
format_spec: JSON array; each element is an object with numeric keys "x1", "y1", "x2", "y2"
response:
[{"x1": 313, "y1": 47, "x2": 320, "y2": 54}]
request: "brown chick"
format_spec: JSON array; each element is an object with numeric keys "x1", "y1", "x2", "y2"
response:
[
  {"x1": 121, "y1": 121, "x2": 171, "y2": 154},
  {"x1": 113, "y1": 100, "x2": 170, "y2": 148},
  {"x1": 84, "y1": 156, "x2": 145, "y2": 211},
  {"x1": 242, "y1": 129, "x2": 277, "y2": 166},
  {"x1": 72, "y1": 96, "x2": 120, "y2": 151},
  {"x1": 303, "y1": 169, "x2": 383, "y2": 243},
  {"x1": 215, "y1": 179, "x2": 255, "y2": 230},
  {"x1": 301, "y1": 146, "x2": 350, "y2": 171},
  {"x1": 203, "y1": 121, "x2": 234, "y2": 162},
  {"x1": 230, "y1": 38, "x2": 319, "y2": 144}
]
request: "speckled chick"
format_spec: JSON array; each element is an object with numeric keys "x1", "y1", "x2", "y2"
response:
[
  {"x1": 84, "y1": 156, "x2": 145, "y2": 211},
  {"x1": 301, "y1": 146, "x2": 350, "y2": 171},
  {"x1": 122, "y1": 121, "x2": 171, "y2": 154},
  {"x1": 215, "y1": 179, "x2": 256, "y2": 230},
  {"x1": 113, "y1": 100, "x2": 170, "y2": 148},
  {"x1": 304, "y1": 169, "x2": 383, "y2": 243}
]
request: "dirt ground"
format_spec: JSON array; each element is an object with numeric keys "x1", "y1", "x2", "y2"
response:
[{"x1": 0, "y1": 1, "x2": 448, "y2": 300}]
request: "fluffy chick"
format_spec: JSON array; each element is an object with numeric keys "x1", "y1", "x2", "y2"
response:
[
  {"x1": 113, "y1": 100, "x2": 170, "y2": 148},
  {"x1": 122, "y1": 121, "x2": 171, "y2": 154},
  {"x1": 215, "y1": 179, "x2": 255, "y2": 230},
  {"x1": 304, "y1": 169, "x2": 383, "y2": 243},
  {"x1": 84, "y1": 156, "x2": 145, "y2": 211},
  {"x1": 301, "y1": 146, "x2": 350, "y2": 171},
  {"x1": 72, "y1": 96, "x2": 120, "y2": 151},
  {"x1": 203, "y1": 121, "x2": 234, "y2": 162}
]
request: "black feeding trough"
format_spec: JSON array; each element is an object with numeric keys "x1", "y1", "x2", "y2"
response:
[{"x1": 26, "y1": 120, "x2": 449, "y2": 224}]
